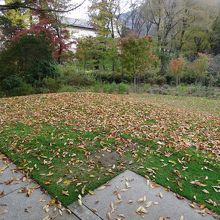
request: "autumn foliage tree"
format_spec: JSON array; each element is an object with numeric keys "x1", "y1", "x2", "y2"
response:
[
  {"x1": 191, "y1": 53, "x2": 209, "y2": 84},
  {"x1": 76, "y1": 36, "x2": 118, "y2": 72},
  {"x1": 13, "y1": 16, "x2": 71, "y2": 63},
  {"x1": 120, "y1": 35, "x2": 158, "y2": 86},
  {"x1": 169, "y1": 57, "x2": 185, "y2": 85}
]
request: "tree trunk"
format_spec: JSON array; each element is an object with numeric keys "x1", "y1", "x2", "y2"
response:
[{"x1": 160, "y1": 55, "x2": 167, "y2": 76}]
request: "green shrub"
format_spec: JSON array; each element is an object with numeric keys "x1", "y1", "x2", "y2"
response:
[
  {"x1": 56, "y1": 63, "x2": 77, "y2": 76},
  {"x1": 0, "y1": 90, "x2": 5, "y2": 97},
  {"x1": 92, "y1": 82, "x2": 129, "y2": 94},
  {"x1": 93, "y1": 70, "x2": 132, "y2": 84},
  {"x1": 58, "y1": 85, "x2": 77, "y2": 93},
  {"x1": 57, "y1": 64, "x2": 96, "y2": 86},
  {"x1": 42, "y1": 78, "x2": 60, "y2": 93},
  {"x1": 118, "y1": 83, "x2": 129, "y2": 94},
  {"x1": 92, "y1": 82, "x2": 103, "y2": 93},
  {"x1": 1, "y1": 75, "x2": 23, "y2": 91},
  {"x1": 103, "y1": 82, "x2": 117, "y2": 94},
  {"x1": 0, "y1": 34, "x2": 57, "y2": 96},
  {"x1": 7, "y1": 83, "x2": 35, "y2": 96}
]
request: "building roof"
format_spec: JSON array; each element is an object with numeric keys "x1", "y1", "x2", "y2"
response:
[{"x1": 62, "y1": 17, "x2": 95, "y2": 30}]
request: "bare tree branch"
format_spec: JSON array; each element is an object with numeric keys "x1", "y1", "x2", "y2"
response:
[{"x1": 0, "y1": 0, "x2": 86, "y2": 12}]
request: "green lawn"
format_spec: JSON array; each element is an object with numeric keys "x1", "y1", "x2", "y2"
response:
[
  {"x1": 131, "y1": 93, "x2": 220, "y2": 116},
  {"x1": 0, "y1": 92, "x2": 219, "y2": 215}
]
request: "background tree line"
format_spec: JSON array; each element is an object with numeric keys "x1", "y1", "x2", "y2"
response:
[{"x1": 0, "y1": 0, "x2": 220, "y2": 97}]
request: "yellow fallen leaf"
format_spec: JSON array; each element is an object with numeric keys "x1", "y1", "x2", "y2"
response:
[
  {"x1": 0, "y1": 166, "x2": 7, "y2": 174},
  {"x1": 48, "y1": 198, "x2": 56, "y2": 205},
  {"x1": 63, "y1": 180, "x2": 72, "y2": 186}
]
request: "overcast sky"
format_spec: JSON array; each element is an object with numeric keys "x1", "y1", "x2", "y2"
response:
[
  {"x1": 66, "y1": 0, "x2": 220, "y2": 20},
  {"x1": 67, "y1": 0, "x2": 137, "y2": 20},
  {"x1": 67, "y1": 0, "x2": 90, "y2": 19}
]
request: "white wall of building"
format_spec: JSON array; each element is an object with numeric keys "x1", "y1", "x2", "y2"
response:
[
  {"x1": 68, "y1": 26, "x2": 96, "y2": 39},
  {"x1": 67, "y1": 26, "x2": 96, "y2": 52}
]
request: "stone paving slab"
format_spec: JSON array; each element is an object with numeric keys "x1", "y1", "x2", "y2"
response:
[
  {"x1": 0, "y1": 160, "x2": 29, "y2": 195},
  {"x1": 0, "y1": 186, "x2": 79, "y2": 220},
  {"x1": 1, "y1": 155, "x2": 219, "y2": 220},
  {"x1": 79, "y1": 170, "x2": 217, "y2": 220},
  {"x1": 0, "y1": 157, "x2": 79, "y2": 220},
  {"x1": 68, "y1": 203, "x2": 102, "y2": 220}
]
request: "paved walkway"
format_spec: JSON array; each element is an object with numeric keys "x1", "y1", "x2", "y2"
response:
[
  {"x1": 0, "y1": 155, "x2": 78, "y2": 220},
  {"x1": 71, "y1": 170, "x2": 218, "y2": 220},
  {"x1": 0, "y1": 155, "x2": 219, "y2": 220}
]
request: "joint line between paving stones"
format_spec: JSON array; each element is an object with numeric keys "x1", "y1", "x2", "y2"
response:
[
  {"x1": 71, "y1": 212, "x2": 81, "y2": 220},
  {"x1": 82, "y1": 203, "x2": 104, "y2": 220}
]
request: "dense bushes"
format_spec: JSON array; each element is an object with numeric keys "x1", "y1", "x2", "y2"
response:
[
  {"x1": 92, "y1": 82, "x2": 129, "y2": 94},
  {"x1": 0, "y1": 34, "x2": 220, "y2": 98},
  {"x1": 75, "y1": 36, "x2": 220, "y2": 88},
  {"x1": 75, "y1": 35, "x2": 159, "y2": 85},
  {"x1": 0, "y1": 34, "x2": 58, "y2": 96},
  {"x1": 56, "y1": 64, "x2": 96, "y2": 86}
]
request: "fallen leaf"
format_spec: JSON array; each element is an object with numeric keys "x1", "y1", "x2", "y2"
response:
[
  {"x1": 202, "y1": 189, "x2": 209, "y2": 194},
  {"x1": 42, "y1": 216, "x2": 50, "y2": 220},
  {"x1": 62, "y1": 190, "x2": 69, "y2": 196},
  {"x1": 106, "y1": 212, "x2": 112, "y2": 220},
  {"x1": 63, "y1": 180, "x2": 72, "y2": 186},
  {"x1": 138, "y1": 196, "x2": 146, "y2": 203},
  {"x1": 159, "y1": 192, "x2": 163, "y2": 199},
  {"x1": 136, "y1": 206, "x2": 148, "y2": 215},
  {"x1": 190, "y1": 181, "x2": 206, "y2": 187},
  {"x1": 56, "y1": 178, "x2": 63, "y2": 184},
  {"x1": 145, "y1": 201, "x2": 153, "y2": 208},
  {"x1": 78, "y1": 194, "x2": 82, "y2": 206},
  {"x1": 0, "y1": 166, "x2": 7, "y2": 174}
]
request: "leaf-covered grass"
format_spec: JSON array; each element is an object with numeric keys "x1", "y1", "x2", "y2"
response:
[{"x1": 0, "y1": 92, "x2": 219, "y2": 214}]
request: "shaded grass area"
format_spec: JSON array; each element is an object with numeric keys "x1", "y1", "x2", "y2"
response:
[{"x1": 0, "y1": 122, "x2": 219, "y2": 214}]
